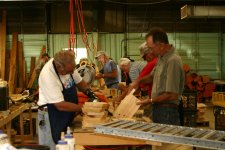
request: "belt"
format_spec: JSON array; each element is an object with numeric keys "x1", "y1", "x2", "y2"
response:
[
  {"x1": 107, "y1": 82, "x2": 118, "y2": 87},
  {"x1": 153, "y1": 103, "x2": 178, "y2": 108},
  {"x1": 38, "y1": 105, "x2": 48, "y2": 111}
]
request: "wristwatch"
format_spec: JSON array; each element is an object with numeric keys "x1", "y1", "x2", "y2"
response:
[{"x1": 150, "y1": 98, "x2": 154, "y2": 104}]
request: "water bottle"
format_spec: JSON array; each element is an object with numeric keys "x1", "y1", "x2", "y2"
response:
[
  {"x1": 56, "y1": 140, "x2": 69, "y2": 150},
  {"x1": 0, "y1": 130, "x2": 17, "y2": 150},
  {"x1": 64, "y1": 127, "x2": 75, "y2": 150}
]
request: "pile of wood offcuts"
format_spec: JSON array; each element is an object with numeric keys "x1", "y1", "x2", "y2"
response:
[{"x1": 82, "y1": 102, "x2": 109, "y2": 128}]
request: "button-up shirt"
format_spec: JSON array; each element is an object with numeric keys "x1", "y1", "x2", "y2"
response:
[{"x1": 151, "y1": 46, "x2": 185, "y2": 104}]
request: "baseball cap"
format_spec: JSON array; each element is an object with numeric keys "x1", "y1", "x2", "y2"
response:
[
  {"x1": 139, "y1": 42, "x2": 151, "y2": 58},
  {"x1": 95, "y1": 51, "x2": 106, "y2": 59}
]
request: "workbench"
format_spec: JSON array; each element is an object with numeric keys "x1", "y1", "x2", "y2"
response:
[
  {"x1": 0, "y1": 103, "x2": 32, "y2": 143},
  {"x1": 73, "y1": 129, "x2": 194, "y2": 150}
]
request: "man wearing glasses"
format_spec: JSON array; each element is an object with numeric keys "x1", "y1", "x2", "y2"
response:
[{"x1": 132, "y1": 27, "x2": 185, "y2": 125}]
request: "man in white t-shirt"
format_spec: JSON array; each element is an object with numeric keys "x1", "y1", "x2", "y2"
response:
[{"x1": 38, "y1": 50, "x2": 98, "y2": 149}]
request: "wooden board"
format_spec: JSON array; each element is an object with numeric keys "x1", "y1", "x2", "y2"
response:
[
  {"x1": 18, "y1": 41, "x2": 25, "y2": 89},
  {"x1": 8, "y1": 33, "x2": 18, "y2": 94},
  {"x1": 113, "y1": 94, "x2": 140, "y2": 118},
  {"x1": 5, "y1": 49, "x2": 11, "y2": 81},
  {"x1": 73, "y1": 132, "x2": 162, "y2": 146},
  {"x1": 27, "y1": 45, "x2": 46, "y2": 88},
  {"x1": 84, "y1": 102, "x2": 109, "y2": 109},
  {"x1": 82, "y1": 107, "x2": 106, "y2": 113},
  {"x1": 84, "y1": 111, "x2": 108, "y2": 117},
  {"x1": 0, "y1": 11, "x2": 7, "y2": 80},
  {"x1": 29, "y1": 57, "x2": 36, "y2": 79}
]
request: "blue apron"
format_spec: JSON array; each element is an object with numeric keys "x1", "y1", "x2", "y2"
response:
[{"x1": 47, "y1": 62, "x2": 78, "y2": 143}]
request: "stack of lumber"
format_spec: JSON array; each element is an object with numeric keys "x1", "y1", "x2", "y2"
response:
[
  {"x1": 185, "y1": 72, "x2": 216, "y2": 102},
  {"x1": 82, "y1": 102, "x2": 109, "y2": 128},
  {"x1": 0, "y1": 10, "x2": 46, "y2": 94}
]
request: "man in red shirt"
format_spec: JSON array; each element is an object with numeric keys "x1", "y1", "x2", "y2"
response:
[
  {"x1": 138, "y1": 42, "x2": 158, "y2": 96},
  {"x1": 118, "y1": 42, "x2": 157, "y2": 100}
]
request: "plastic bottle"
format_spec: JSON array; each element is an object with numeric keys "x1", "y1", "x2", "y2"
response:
[
  {"x1": 64, "y1": 127, "x2": 75, "y2": 150},
  {"x1": 0, "y1": 130, "x2": 17, "y2": 150},
  {"x1": 56, "y1": 140, "x2": 69, "y2": 150}
]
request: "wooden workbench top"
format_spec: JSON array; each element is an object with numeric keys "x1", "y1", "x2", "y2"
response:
[{"x1": 0, "y1": 103, "x2": 30, "y2": 127}]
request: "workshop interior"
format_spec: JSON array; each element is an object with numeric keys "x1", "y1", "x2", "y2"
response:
[{"x1": 0, "y1": 0, "x2": 225, "y2": 150}]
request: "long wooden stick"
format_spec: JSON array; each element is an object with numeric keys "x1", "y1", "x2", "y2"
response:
[
  {"x1": 27, "y1": 45, "x2": 46, "y2": 88},
  {"x1": 0, "y1": 11, "x2": 7, "y2": 80},
  {"x1": 8, "y1": 33, "x2": 18, "y2": 94}
]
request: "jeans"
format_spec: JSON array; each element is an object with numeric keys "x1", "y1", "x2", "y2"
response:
[
  {"x1": 38, "y1": 110, "x2": 55, "y2": 150},
  {"x1": 152, "y1": 105, "x2": 180, "y2": 125}
]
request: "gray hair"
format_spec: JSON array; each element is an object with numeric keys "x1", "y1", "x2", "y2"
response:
[
  {"x1": 119, "y1": 58, "x2": 131, "y2": 66},
  {"x1": 54, "y1": 50, "x2": 75, "y2": 68}
]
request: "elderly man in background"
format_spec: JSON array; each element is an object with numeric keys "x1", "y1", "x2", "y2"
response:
[
  {"x1": 138, "y1": 42, "x2": 158, "y2": 96},
  {"x1": 119, "y1": 58, "x2": 146, "y2": 82},
  {"x1": 95, "y1": 51, "x2": 119, "y2": 89},
  {"x1": 118, "y1": 43, "x2": 157, "y2": 100},
  {"x1": 38, "y1": 50, "x2": 98, "y2": 149},
  {"x1": 132, "y1": 27, "x2": 185, "y2": 125}
]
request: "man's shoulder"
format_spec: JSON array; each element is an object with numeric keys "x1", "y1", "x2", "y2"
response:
[{"x1": 167, "y1": 53, "x2": 182, "y2": 63}]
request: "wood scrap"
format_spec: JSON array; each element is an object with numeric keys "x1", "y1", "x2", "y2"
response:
[
  {"x1": 8, "y1": 33, "x2": 18, "y2": 94},
  {"x1": 82, "y1": 102, "x2": 109, "y2": 128},
  {"x1": 0, "y1": 10, "x2": 7, "y2": 80},
  {"x1": 27, "y1": 45, "x2": 46, "y2": 88}
]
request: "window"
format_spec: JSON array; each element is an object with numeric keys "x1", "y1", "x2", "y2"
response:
[{"x1": 63, "y1": 48, "x2": 87, "y2": 64}]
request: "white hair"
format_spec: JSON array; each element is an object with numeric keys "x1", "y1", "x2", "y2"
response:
[
  {"x1": 139, "y1": 42, "x2": 148, "y2": 51},
  {"x1": 119, "y1": 58, "x2": 131, "y2": 66}
]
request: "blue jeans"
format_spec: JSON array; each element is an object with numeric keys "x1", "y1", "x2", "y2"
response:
[
  {"x1": 38, "y1": 110, "x2": 55, "y2": 150},
  {"x1": 152, "y1": 105, "x2": 180, "y2": 125}
]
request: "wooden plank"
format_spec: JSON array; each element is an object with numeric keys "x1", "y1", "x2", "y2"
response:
[
  {"x1": 27, "y1": 45, "x2": 46, "y2": 88},
  {"x1": 0, "y1": 11, "x2": 7, "y2": 80},
  {"x1": 8, "y1": 33, "x2": 18, "y2": 94},
  {"x1": 0, "y1": 103, "x2": 30, "y2": 127},
  {"x1": 19, "y1": 112, "x2": 24, "y2": 144},
  {"x1": 84, "y1": 102, "x2": 109, "y2": 108},
  {"x1": 73, "y1": 132, "x2": 162, "y2": 146},
  {"x1": 113, "y1": 94, "x2": 140, "y2": 119},
  {"x1": 5, "y1": 49, "x2": 11, "y2": 81},
  {"x1": 29, "y1": 57, "x2": 36, "y2": 80},
  {"x1": 18, "y1": 41, "x2": 25, "y2": 89},
  {"x1": 152, "y1": 143, "x2": 193, "y2": 150}
]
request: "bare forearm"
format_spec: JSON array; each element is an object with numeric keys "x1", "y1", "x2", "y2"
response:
[
  {"x1": 104, "y1": 72, "x2": 118, "y2": 78},
  {"x1": 54, "y1": 101, "x2": 81, "y2": 112},
  {"x1": 77, "y1": 80, "x2": 90, "y2": 92},
  {"x1": 138, "y1": 74, "x2": 153, "y2": 84}
]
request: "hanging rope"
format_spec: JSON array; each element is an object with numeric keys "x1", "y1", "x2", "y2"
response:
[
  {"x1": 69, "y1": 0, "x2": 75, "y2": 51},
  {"x1": 69, "y1": 0, "x2": 97, "y2": 63}
]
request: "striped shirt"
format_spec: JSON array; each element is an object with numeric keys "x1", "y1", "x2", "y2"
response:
[{"x1": 129, "y1": 61, "x2": 147, "y2": 82}]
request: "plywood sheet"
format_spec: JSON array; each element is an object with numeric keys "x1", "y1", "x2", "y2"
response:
[{"x1": 113, "y1": 94, "x2": 140, "y2": 119}]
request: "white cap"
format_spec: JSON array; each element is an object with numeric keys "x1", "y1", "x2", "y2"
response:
[
  {"x1": 95, "y1": 51, "x2": 106, "y2": 59},
  {"x1": 119, "y1": 58, "x2": 131, "y2": 66},
  {"x1": 139, "y1": 42, "x2": 150, "y2": 58}
]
